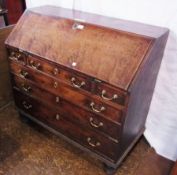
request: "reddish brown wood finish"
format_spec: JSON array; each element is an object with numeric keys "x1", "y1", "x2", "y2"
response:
[
  {"x1": 120, "y1": 31, "x2": 169, "y2": 157},
  {"x1": 5, "y1": 6, "x2": 169, "y2": 171},
  {"x1": 8, "y1": 49, "x2": 26, "y2": 64},
  {"x1": 4, "y1": 0, "x2": 26, "y2": 24},
  {"x1": 0, "y1": 26, "x2": 13, "y2": 107},
  {"x1": 9, "y1": 61, "x2": 124, "y2": 122},
  {"x1": 5, "y1": 9, "x2": 153, "y2": 90},
  {"x1": 13, "y1": 89, "x2": 119, "y2": 161},
  {"x1": 11, "y1": 74, "x2": 122, "y2": 141},
  {"x1": 27, "y1": 55, "x2": 93, "y2": 92},
  {"x1": 171, "y1": 161, "x2": 177, "y2": 175},
  {"x1": 8, "y1": 48, "x2": 127, "y2": 106}
]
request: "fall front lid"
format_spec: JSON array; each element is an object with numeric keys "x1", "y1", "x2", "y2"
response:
[{"x1": 5, "y1": 6, "x2": 153, "y2": 90}]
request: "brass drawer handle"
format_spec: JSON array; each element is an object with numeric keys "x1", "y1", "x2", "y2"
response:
[
  {"x1": 19, "y1": 70, "x2": 28, "y2": 78},
  {"x1": 16, "y1": 53, "x2": 22, "y2": 59},
  {"x1": 101, "y1": 90, "x2": 118, "y2": 101},
  {"x1": 53, "y1": 68, "x2": 59, "y2": 75},
  {"x1": 30, "y1": 60, "x2": 41, "y2": 70},
  {"x1": 54, "y1": 81, "x2": 58, "y2": 88},
  {"x1": 89, "y1": 117, "x2": 103, "y2": 128},
  {"x1": 90, "y1": 102, "x2": 105, "y2": 113},
  {"x1": 10, "y1": 52, "x2": 25, "y2": 65},
  {"x1": 55, "y1": 114, "x2": 60, "y2": 120},
  {"x1": 87, "y1": 137, "x2": 100, "y2": 147},
  {"x1": 9, "y1": 52, "x2": 20, "y2": 61},
  {"x1": 21, "y1": 84, "x2": 31, "y2": 93},
  {"x1": 22, "y1": 101, "x2": 32, "y2": 109},
  {"x1": 9, "y1": 52, "x2": 22, "y2": 61},
  {"x1": 71, "y1": 77, "x2": 85, "y2": 88}
]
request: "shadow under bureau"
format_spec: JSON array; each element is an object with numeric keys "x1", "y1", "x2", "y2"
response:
[{"x1": 5, "y1": 5, "x2": 169, "y2": 174}]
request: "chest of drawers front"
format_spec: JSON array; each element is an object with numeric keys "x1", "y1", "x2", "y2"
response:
[
  {"x1": 5, "y1": 6, "x2": 169, "y2": 172},
  {"x1": 8, "y1": 49, "x2": 125, "y2": 162}
]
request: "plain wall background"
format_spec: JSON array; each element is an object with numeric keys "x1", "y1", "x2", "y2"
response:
[
  {"x1": 26, "y1": 0, "x2": 177, "y2": 27},
  {"x1": 25, "y1": 0, "x2": 177, "y2": 160}
]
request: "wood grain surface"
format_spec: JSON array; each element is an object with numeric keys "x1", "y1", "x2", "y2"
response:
[
  {"x1": 171, "y1": 161, "x2": 177, "y2": 175},
  {"x1": 5, "y1": 6, "x2": 169, "y2": 171},
  {"x1": 11, "y1": 74, "x2": 122, "y2": 141},
  {"x1": 0, "y1": 26, "x2": 13, "y2": 108},
  {"x1": 5, "y1": 10, "x2": 153, "y2": 90},
  {"x1": 13, "y1": 89, "x2": 120, "y2": 161},
  {"x1": 9, "y1": 61, "x2": 123, "y2": 123}
]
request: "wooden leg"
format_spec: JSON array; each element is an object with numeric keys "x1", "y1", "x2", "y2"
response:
[{"x1": 103, "y1": 163, "x2": 117, "y2": 175}]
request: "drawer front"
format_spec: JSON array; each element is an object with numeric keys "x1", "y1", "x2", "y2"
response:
[
  {"x1": 13, "y1": 90, "x2": 119, "y2": 161},
  {"x1": 94, "y1": 80, "x2": 127, "y2": 106},
  {"x1": 27, "y1": 55, "x2": 92, "y2": 92},
  {"x1": 8, "y1": 49, "x2": 26, "y2": 65},
  {"x1": 11, "y1": 74, "x2": 122, "y2": 140},
  {"x1": 10, "y1": 62, "x2": 123, "y2": 124}
]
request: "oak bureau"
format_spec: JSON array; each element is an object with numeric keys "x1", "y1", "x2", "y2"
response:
[{"x1": 5, "y1": 6, "x2": 169, "y2": 174}]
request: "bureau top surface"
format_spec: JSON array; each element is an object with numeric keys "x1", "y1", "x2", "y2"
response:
[{"x1": 6, "y1": 6, "x2": 167, "y2": 90}]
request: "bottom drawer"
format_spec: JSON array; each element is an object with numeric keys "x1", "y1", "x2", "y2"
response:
[{"x1": 13, "y1": 89, "x2": 119, "y2": 161}]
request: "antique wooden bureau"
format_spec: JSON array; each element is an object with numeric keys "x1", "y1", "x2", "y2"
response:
[{"x1": 5, "y1": 6, "x2": 169, "y2": 174}]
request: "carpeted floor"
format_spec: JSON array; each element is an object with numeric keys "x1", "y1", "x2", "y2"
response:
[{"x1": 0, "y1": 103, "x2": 150, "y2": 175}]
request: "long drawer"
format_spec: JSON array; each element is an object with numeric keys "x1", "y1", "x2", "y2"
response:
[
  {"x1": 11, "y1": 74, "x2": 122, "y2": 141},
  {"x1": 10, "y1": 61, "x2": 124, "y2": 124},
  {"x1": 13, "y1": 89, "x2": 120, "y2": 161}
]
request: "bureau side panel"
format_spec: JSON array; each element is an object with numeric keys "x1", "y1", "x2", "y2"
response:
[
  {"x1": 117, "y1": 31, "x2": 169, "y2": 165},
  {"x1": 171, "y1": 161, "x2": 177, "y2": 175}
]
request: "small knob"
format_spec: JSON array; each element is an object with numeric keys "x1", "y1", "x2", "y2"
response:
[
  {"x1": 72, "y1": 62, "x2": 77, "y2": 67},
  {"x1": 54, "y1": 81, "x2": 58, "y2": 88},
  {"x1": 56, "y1": 96, "x2": 60, "y2": 103},
  {"x1": 55, "y1": 114, "x2": 60, "y2": 120}
]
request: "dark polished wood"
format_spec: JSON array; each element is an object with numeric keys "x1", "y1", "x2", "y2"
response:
[
  {"x1": 120, "y1": 30, "x2": 170, "y2": 160},
  {"x1": 13, "y1": 89, "x2": 120, "y2": 161},
  {"x1": 5, "y1": 6, "x2": 169, "y2": 173},
  {"x1": 11, "y1": 74, "x2": 122, "y2": 141},
  {"x1": 171, "y1": 161, "x2": 177, "y2": 175},
  {"x1": 5, "y1": 10, "x2": 153, "y2": 90},
  {"x1": 9, "y1": 61, "x2": 124, "y2": 122},
  {"x1": 0, "y1": 25, "x2": 13, "y2": 108},
  {"x1": 3, "y1": 0, "x2": 26, "y2": 24}
]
